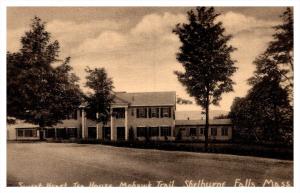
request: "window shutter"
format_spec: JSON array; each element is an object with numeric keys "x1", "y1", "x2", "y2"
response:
[
  {"x1": 137, "y1": 108, "x2": 139, "y2": 118},
  {"x1": 160, "y1": 108, "x2": 163, "y2": 118},
  {"x1": 168, "y1": 107, "x2": 171, "y2": 118},
  {"x1": 173, "y1": 109, "x2": 175, "y2": 120},
  {"x1": 156, "y1": 108, "x2": 159, "y2": 118},
  {"x1": 149, "y1": 108, "x2": 151, "y2": 118}
]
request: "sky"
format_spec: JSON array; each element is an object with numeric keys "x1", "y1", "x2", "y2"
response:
[{"x1": 7, "y1": 7, "x2": 286, "y2": 112}]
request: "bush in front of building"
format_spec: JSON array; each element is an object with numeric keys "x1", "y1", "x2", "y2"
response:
[{"x1": 76, "y1": 139, "x2": 292, "y2": 160}]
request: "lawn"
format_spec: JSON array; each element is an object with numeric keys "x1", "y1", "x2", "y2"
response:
[{"x1": 7, "y1": 142, "x2": 293, "y2": 187}]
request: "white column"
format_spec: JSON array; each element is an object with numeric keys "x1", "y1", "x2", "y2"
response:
[
  {"x1": 96, "y1": 113, "x2": 102, "y2": 140},
  {"x1": 110, "y1": 108, "x2": 115, "y2": 141},
  {"x1": 81, "y1": 109, "x2": 86, "y2": 139},
  {"x1": 125, "y1": 107, "x2": 128, "y2": 141},
  {"x1": 96, "y1": 112, "x2": 99, "y2": 139}
]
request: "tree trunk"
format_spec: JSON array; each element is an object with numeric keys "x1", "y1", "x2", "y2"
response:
[
  {"x1": 39, "y1": 119, "x2": 45, "y2": 141},
  {"x1": 204, "y1": 91, "x2": 209, "y2": 152},
  {"x1": 273, "y1": 102, "x2": 279, "y2": 142},
  {"x1": 252, "y1": 127, "x2": 260, "y2": 143}
]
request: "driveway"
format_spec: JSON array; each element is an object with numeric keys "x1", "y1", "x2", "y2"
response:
[{"x1": 7, "y1": 142, "x2": 293, "y2": 187}]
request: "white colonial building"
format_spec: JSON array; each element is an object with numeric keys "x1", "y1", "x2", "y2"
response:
[{"x1": 7, "y1": 91, "x2": 233, "y2": 142}]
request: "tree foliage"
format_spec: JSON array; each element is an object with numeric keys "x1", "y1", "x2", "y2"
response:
[
  {"x1": 7, "y1": 16, "x2": 83, "y2": 127},
  {"x1": 84, "y1": 67, "x2": 114, "y2": 124},
  {"x1": 267, "y1": 7, "x2": 293, "y2": 72},
  {"x1": 176, "y1": 96, "x2": 193, "y2": 105},
  {"x1": 230, "y1": 78, "x2": 292, "y2": 144},
  {"x1": 173, "y1": 7, "x2": 237, "y2": 150},
  {"x1": 229, "y1": 97, "x2": 259, "y2": 142},
  {"x1": 264, "y1": 7, "x2": 293, "y2": 91},
  {"x1": 229, "y1": 8, "x2": 293, "y2": 145}
]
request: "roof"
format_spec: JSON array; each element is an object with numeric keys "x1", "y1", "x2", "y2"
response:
[
  {"x1": 7, "y1": 119, "x2": 39, "y2": 130},
  {"x1": 113, "y1": 91, "x2": 176, "y2": 107},
  {"x1": 176, "y1": 110, "x2": 229, "y2": 120},
  {"x1": 175, "y1": 119, "x2": 232, "y2": 126}
]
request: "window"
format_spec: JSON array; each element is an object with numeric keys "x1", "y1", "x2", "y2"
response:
[
  {"x1": 137, "y1": 127, "x2": 146, "y2": 137},
  {"x1": 160, "y1": 126, "x2": 171, "y2": 136},
  {"x1": 211, "y1": 128, "x2": 217, "y2": 136},
  {"x1": 17, "y1": 128, "x2": 40, "y2": 138},
  {"x1": 149, "y1": 127, "x2": 159, "y2": 137},
  {"x1": 56, "y1": 128, "x2": 67, "y2": 139},
  {"x1": 190, "y1": 128, "x2": 197, "y2": 136},
  {"x1": 68, "y1": 128, "x2": 77, "y2": 138},
  {"x1": 149, "y1": 107, "x2": 159, "y2": 118},
  {"x1": 161, "y1": 107, "x2": 171, "y2": 118},
  {"x1": 21, "y1": 129, "x2": 37, "y2": 137},
  {"x1": 221, "y1": 127, "x2": 228, "y2": 136},
  {"x1": 137, "y1": 108, "x2": 147, "y2": 118},
  {"x1": 113, "y1": 108, "x2": 125, "y2": 119},
  {"x1": 46, "y1": 128, "x2": 55, "y2": 138},
  {"x1": 200, "y1": 128, "x2": 204, "y2": 135},
  {"x1": 17, "y1": 129, "x2": 23, "y2": 137},
  {"x1": 24, "y1": 129, "x2": 31, "y2": 137}
]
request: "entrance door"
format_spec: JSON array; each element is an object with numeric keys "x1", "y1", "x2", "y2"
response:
[
  {"x1": 88, "y1": 127, "x2": 97, "y2": 139},
  {"x1": 117, "y1": 127, "x2": 125, "y2": 140},
  {"x1": 103, "y1": 127, "x2": 111, "y2": 140},
  {"x1": 40, "y1": 130, "x2": 44, "y2": 140},
  {"x1": 56, "y1": 128, "x2": 67, "y2": 139}
]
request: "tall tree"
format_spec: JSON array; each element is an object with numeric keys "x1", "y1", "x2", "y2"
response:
[
  {"x1": 7, "y1": 16, "x2": 82, "y2": 135},
  {"x1": 230, "y1": 75, "x2": 292, "y2": 144},
  {"x1": 84, "y1": 67, "x2": 114, "y2": 127},
  {"x1": 264, "y1": 7, "x2": 294, "y2": 95},
  {"x1": 173, "y1": 7, "x2": 237, "y2": 151},
  {"x1": 248, "y1": 8, "x2": 293, "y2": 144},
  {"x1": 267, "y1": 7, "x2": 293, "y2": 72},
  {"x1": 246, "y1": 52, "x2": 293, "y2": 144},
  {"x1": 248, "y1": 75, "x2": 292, "y2": 142},
  {"x1": 230, "y1": 8, "x2": 294, "y2": 145}
]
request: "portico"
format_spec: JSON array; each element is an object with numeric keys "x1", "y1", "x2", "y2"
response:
[
  {"x1": 79, "y1": 91, "x2": 177, "y2": 141},
  {"x1": 110, "y1": 105, "x2": 129, "y2": 141}
]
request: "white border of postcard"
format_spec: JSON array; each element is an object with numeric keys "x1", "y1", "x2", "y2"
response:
[{"x1": 1, "y1": 0, "x2": 299, "y2": 193}]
